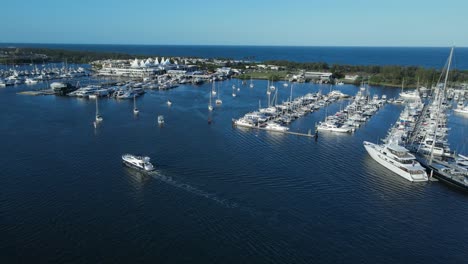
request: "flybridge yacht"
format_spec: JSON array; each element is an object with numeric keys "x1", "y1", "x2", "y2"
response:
[
  {"x1": 122, "y1": 154, "x2": 155, "y2": 171},
  {"x1": 363, "y1": 141, "x2": 428, "y2": 182}
]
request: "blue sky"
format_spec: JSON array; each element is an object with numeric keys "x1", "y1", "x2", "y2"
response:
[{"x1": 1, "y1": 0, "x2": 467, "y2": 46}]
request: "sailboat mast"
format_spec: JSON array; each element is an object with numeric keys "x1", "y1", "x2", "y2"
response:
[
  {"x1": 429, "y1": 47, "x2": 453, "y2": 165},
  {"x1": 96, "y1": 97, "x2": 99, "y2": 116}
]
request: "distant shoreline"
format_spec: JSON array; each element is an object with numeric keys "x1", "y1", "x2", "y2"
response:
[{"x1": 1, "y1": 46, "x2": 467, "y2": 88}]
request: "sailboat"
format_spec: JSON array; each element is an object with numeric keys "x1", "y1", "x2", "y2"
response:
[
  {"x1": 133, "y1": 94, "x2": 139, "y2": 115},
  {"x1": 211, "y1": 79, "x2": 217, "y2": 96},
  {"x1": 232, "y1": 84, "x2": 236, "y2": 97},
  {"x1": 215, "y1": 83, "x2": 222, "y2": 105},
  {"x1": 249, "y1": 77, "x2": 254, "y2": 88},
  {"x1": 399, "y1": 78, "x2": 420, "y2": 100},
  {"x1": 95, "y1": 97, "x2": 103, "y2": 122},
  {"x1": 208, "y1": 89, "x2": 213, "y2": 111},
  {"x1": 414, "y1": 47, "x2": 468, "y2": 190}
]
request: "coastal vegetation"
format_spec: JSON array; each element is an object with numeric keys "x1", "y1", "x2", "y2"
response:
[
  {"x1": 0, "y1": 47, "x2": 135, "y2": 64},
  {"x1": 1, "y1": 47, "x2": 467, "y2": 88}
]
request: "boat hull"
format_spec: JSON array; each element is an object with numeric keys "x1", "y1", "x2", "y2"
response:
[
  {"x1": 122, "y1": 160, "x2": 154, "y2": 171},
  {"x1": 364, "y1": 142, "x2": 427, "y2": 182},
  {"x1": 415, "y1": 155, "x2": 468, "y2": 191}
]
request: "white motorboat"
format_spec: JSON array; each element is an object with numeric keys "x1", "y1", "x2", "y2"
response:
[
  {"x1": 233, "y1": 118, "x2": 255, "y2": 128},
  {"x1": 122, "y1": 154, "x2": 155, "y2": 171},
  {"x1": 167, "y1": 100, "x2": 172, "y2": 106},
  {"x1": 400, "y1": 90, "x2": 420, "y2": 100},
  {"x1": 454, "y1": 105, "x2": 468, "y2": 115},
  {"x1": 316, "y1": 121, "x2": 352, "y2": 133},
  {"x1": 265, "y1": 122, "x2": 289, "y2": 132},
  {"x1": 157, "y1": 115, "x2": 164, "y2": 125},
  {"x1": 363, "y1": 141, "x2": 428, "y2": 182}
]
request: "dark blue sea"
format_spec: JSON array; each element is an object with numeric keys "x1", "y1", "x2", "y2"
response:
[
  {"x1": 1, "y1": 78, "x2": 467, "y2": 263},
  {"x1": 2, "y1": 43, "x2": 468, "y2": 69}
]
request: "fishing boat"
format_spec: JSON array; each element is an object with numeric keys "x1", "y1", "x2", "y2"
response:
[{"x1": 122, "y1": 154, "x2": 155, "y2": 171}]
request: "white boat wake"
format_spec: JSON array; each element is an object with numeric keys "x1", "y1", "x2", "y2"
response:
[{"x1": 147, "y1": 171, "x2": 239, "y2": 209}]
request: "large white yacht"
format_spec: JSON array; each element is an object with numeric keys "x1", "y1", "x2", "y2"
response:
[
  {"x1": 122, "y1": 154, "x2": 155, "y2": 171},
  {"x1": 363, "y1": 141, "x2": 428, "y2": 182}
]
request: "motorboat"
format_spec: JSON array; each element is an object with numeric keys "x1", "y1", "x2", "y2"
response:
[
  {"x1": 157, "y1": 115, "x2": 164, "y2": 125},
  {"x1": 400, "y1": 90, "x2": 420, "y2": 100},
  {"x1": 453, "y1": 105, "x2": 468, "y2": 115},
  {"x1": 122, "y1": 154, "x2": 155, "y2": 171},
  {"x1": 265, "y1": 122, "x2": 289, "y2": 132},
  {"x1": 233, "y1": 118, "x2": 255, "y2": 128},
  {"x1": 316, "y1": 121, "x2": 353, "y2": 133},
  {"x1": 363, "y1": 141, "x2": 428, "y2": 182}
]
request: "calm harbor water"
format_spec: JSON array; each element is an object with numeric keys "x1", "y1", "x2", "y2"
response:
[
  {"x1": 2, "y1": 43, "x2": 468, "y2": 69},
  {"x1": 1, "y1": 80, "x2": 468, "y2": 263}
]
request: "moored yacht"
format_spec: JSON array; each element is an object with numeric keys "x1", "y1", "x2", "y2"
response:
[
  {"x1": 363, "y1": 141, "x2": 428, "y2": 182},
  {"x1": 265, "y1": 122, "x2": 289, "y2": 132},
  {"x1": 122, "y1": 154, "x2": 155, "y2": 171},
  {"x1": 400, "y1": 90, "x2": 420, "y2": 100},
  {"x1": 453, "y1": 104, "x2": 468, "y2": 115}
]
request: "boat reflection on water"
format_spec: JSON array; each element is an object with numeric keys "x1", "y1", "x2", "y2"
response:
[{"x1": 122, "y1": 166, "x2": 151, "y2": 190}]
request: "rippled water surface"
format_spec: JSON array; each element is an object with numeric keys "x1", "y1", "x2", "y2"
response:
[{"x1": 1, "y1": 80, "x2": 467, "y2": 263}]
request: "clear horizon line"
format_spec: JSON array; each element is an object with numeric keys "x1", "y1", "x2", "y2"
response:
[{"x1": 0, "y1": 42, "x2": 466, "y2": 49}]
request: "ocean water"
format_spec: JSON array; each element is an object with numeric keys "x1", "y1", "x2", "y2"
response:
[
  {"x1": 2, "y1": 43, "x2": 468, "y2": 69},
  {"x1": 1, "y1": 79, "x2": 467, "y2": 263}
]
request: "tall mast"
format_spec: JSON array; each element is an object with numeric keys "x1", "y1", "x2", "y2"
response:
[
  {"x1": 429, "y1": 47, "x2": 453, "y2": 165},
  {"x1": 96, "y1": 97, "x2": 99, "y2": 116}
]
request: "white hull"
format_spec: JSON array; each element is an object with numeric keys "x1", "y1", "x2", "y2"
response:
[
  {"x1": 364, "y1": 142, "x2": 428, "y2": 182},
  {"x1": 122, "y1": 154, "x2": 154, "y2": 171},
  {"x1": 454, "y1": 108, "x2": 468, "y2": 114}
]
